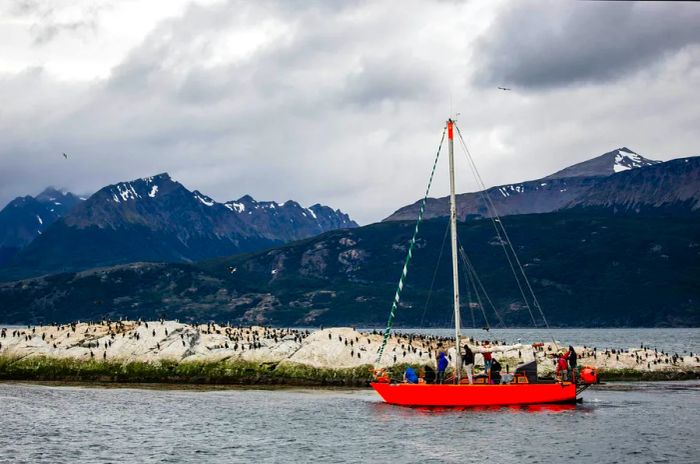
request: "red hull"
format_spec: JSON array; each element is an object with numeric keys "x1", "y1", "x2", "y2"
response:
[{"x1": 371, "y1": 382, "x2": 577, "y2": 407}]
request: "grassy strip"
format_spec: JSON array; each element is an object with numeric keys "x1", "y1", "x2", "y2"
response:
[
  {"x1": 0, "y1": 356, "x2": 379, "y2": 386},
  {"x1": 271, "y1": 362, "x2": 375, "y2": 386},
  {"x1": 0, "y1": 356, "x2": 697, "y2": 385}
]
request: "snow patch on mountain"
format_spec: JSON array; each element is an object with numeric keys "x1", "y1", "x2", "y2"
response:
[
  {"x1": 613, "y1": 163, "x2": 630, "y2": 173},
  {"x1": 498, "y1": 184, "x2": 526, "y2": 197},
  {"x1": 112, "y1": 183, "x2": 141, "y2": 202},
  {"x1": 613, "y1": 149, "x2": 654, "y2": 173},
  {"x1": 225, "y1": 202, "x2": 245, "y2": 213},
  {"x1": 193, "y1": 192, "x2": 215, "y2": 207}
]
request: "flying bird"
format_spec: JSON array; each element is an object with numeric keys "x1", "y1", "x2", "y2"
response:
[
  {"x1": 62, "y1": 153, "x2": 68, "y2": 159},
  {"x1": 497, "y1": 87, "x2": 511, "y2": 91},
  {"x1": 228, "y1": 266, "x2": 237, "y2": 274}
]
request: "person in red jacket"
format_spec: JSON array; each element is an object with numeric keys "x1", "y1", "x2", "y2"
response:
[{"x1": 555, "y1": 350, "x2": 570, "y2": 381}]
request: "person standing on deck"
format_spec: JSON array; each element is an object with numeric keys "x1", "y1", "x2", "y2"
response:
[
  {"x1": 482, "y1": 341, "x2": 493, "y2": 378},
  {"x1": 555, "y1": 350, "x2": 570, "y2": 381},
  {"x1": 568, "y1": 346, "x2": 578, "y2": 381},
  {"x1": 462, "y1": 344, "x2": 475, "y2": 384},
  {"x1": 436, "y1": 351, "x2": 448, "y2": 384}
]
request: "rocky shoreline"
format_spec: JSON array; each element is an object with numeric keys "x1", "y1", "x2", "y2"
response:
[{"x1": 1, "y1": 321, "x2": 698, "y2": 386}]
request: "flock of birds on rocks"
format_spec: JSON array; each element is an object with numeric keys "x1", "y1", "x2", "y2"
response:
[
  {"x1": 0, "y1": 322, "x2": 698, "y2": 372},
  {"x1": 341, "y1": 330, "x2": 518, "y2": 364},
  {"x1": 0, "y1": 320, "x2": 313, "y2": 361},
  {"x1": 565, "y1": 344, "x2": 699, "y2": 370}
]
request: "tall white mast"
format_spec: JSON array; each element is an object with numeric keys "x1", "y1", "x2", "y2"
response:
[{"x1": 448, "y1": 119, "x2": 462, "y2": 382}]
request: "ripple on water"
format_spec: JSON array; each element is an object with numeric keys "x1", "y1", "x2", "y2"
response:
[{"x1": 0, "y1": 381, "x2": 698, "y2": 464}]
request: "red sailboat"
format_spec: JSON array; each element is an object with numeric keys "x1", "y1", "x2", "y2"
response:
[
  {"x1": 371, "y1": 381, "x2": 579, "y2": 408},
  {"x1": 371, "y1": 119, "x2": 597, "y2": 407}
]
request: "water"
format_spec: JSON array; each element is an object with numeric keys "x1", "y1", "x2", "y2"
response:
[{"x1": 0, "y1": 381, "x2": 698, "y2": 463}]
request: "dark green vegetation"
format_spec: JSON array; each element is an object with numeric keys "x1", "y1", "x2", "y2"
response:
[
  {"x1": 0, "y1": 357, "x2": 695, "y2": 385},
  {"x1": 0, "y1": 221, "x2": 279, "y2": 282},
  {"x1": 1, "y1": 210, "x2": 698, "y2": 326},
  {"x1": 0, "y1": 357, "x2": 376, "y2": 386}
]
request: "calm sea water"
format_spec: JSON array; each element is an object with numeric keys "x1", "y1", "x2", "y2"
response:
[
  {"x1": 1, "y1": 328, "x2": 698, "y2": 463},
  {"x1": 0, "y1": 381, "x2": 698, "y2": 463}
]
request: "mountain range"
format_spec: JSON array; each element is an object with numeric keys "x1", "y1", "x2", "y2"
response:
[
  {"x1": 385, "y1": 148, "x2": 699, "y2": 221},
  {"x1": 1, "y1": 211, "x2": 697, "y2": 326},
  {"x1": 0, "y1": 147, "x2": 698, "y2": 326},
  {"x1": 0, "y1": 173, "x2": 357, "y2": 279}
]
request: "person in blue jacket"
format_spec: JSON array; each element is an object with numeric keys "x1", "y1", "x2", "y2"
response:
[
  {"x1": 436, "y1": 351, "x2": 449, "y2": 384},
  {"x1": 403, "y1": 366, "x2": 419, "y2": 384}
]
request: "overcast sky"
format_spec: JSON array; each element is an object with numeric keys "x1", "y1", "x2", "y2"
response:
[{"x1": 1, "y1": 0, "x2": 698, "y2": 224}]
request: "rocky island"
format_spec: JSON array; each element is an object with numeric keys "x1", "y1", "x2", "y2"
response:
[{"x1": 1, "y1": 321, "x2": 698, "y2": 386}]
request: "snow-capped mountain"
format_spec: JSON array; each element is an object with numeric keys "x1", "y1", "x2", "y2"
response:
[
  {"x1": 385, "y1": 148, "x2": 692, "y2": 221},
  {"x1": 545, "y1": 147, "x2": 661, "y2": 179},
  {"x1": 64, "y1": 173, "x2": 356, "y2": 241},
  {"x1": 567, "y1": 156, "x2": 700, "y2": 213},
  {"x1": 222, "y1": 195, "x2": 356, "y2": 240},
  {"x1": 3, "y1": 173, "x2": 357, "y2": 277},
  {"x1": 0, "y1": 188, "x2": 83, "y2": 264}
]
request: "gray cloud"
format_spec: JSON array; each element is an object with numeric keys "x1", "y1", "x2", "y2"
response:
[
  {"x1": 474, "y1": 1, "x2": 700, "y2": 89},
  {"x1": 0, "y1": 0, "x2": 698, "y2": 225},
  {"x1": 342, "y1": 56, "x2": 436, "y2": 107},
  {"x1": 4, "y1": 0, "x2": 104, "y2": 44}
]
